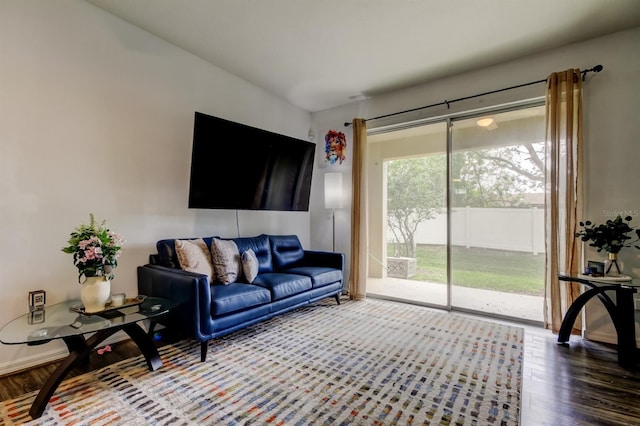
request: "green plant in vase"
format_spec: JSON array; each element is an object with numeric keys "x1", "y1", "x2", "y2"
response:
[
  {"x1": 61, "y1": 214, "x2": 125, "y2": 313},
  {"x1": 575, "y1": 215, "x2": 640, "y2": 276},
  {"x1": 61, "y1": 213, "x2": 125, "y2": 283}
]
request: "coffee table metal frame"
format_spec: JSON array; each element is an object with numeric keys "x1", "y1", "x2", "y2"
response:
[
  {"x1": 0, "y1": 297, "x2": 172, "y2": 419},
  {"x1": 557, "y1": 274, "x2": 638, "y2": 370}
]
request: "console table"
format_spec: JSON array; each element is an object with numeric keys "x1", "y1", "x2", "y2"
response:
[
  {"x1": 0, "y1": 296, "x2": 173, "y2": 419},
  {"x1": 557, "y1": 274, "x2": 638, "y2": 371}
]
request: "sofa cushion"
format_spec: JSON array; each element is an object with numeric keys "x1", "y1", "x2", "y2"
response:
[
  {"x1": 233, "y1": 234, "x2": 273, "y2": 273},
  {"x1": 210, "y1": 283, "x2": 271, "y2": 316},
  {"x1": 252, "y1": 273, "x2": 312, "y2": 301},
  {"x1": 211, "y1": 238, "x2": 243, "y2": 284},
  {"x1": 269, "y1": 235, "x2": 304, "y2": 270},
  {"x1": 284, "y1": 266, "x2": 342, "y2": 288},
  {"x1": 156, "y1": 236, "x2": 215, "y2": 269},
  {"x1": 174, "y1": 238, "x2": 214, "y2": 281},
  {"x1": 241, "y1": 249, "x2": 259, "y2": 283}
]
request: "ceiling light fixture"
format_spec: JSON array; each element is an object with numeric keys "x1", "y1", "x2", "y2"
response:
[
  {"x1": 476, "y1": 117, "x2": 494, "y2": 127},
  {"x1": 477, "y1": 117, "x2": 498, "y2": 130}
]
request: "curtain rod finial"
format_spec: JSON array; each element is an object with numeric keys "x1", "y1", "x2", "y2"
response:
[
  {"x1": 594, "y1": 64, "x2": 604, "y2": 72},
  {"x1": 344, "y1": 122, "x2": 351, "y2": 127}
]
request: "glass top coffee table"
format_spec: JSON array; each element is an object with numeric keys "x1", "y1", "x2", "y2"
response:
[{"x1": 0, "y1": 296, "x2": 174, "y2": 419}]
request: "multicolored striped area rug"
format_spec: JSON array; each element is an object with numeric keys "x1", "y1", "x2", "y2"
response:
[{"x1": 0, "y1": 298, "x2": 523, "y2": 425}]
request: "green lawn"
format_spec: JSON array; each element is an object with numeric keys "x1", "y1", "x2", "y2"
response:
[{"x1": 389, "y1": 244, "x2": 545, "y2": 296}]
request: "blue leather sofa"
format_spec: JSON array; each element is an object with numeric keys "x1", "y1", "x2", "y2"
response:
[{"x1": 137, "y1": 234, "x2": 344, "y2": 361}]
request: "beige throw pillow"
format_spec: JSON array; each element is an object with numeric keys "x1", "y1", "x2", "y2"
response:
[
  {"x1": 211, "y1": 238, "x2": 242, "y2": 284},
  {"x1": 175, "y1": 238, "x2": 214, "y2": 281},
  {"x1": 242, "y1": 249, "x2": 259, "y2": 283}
]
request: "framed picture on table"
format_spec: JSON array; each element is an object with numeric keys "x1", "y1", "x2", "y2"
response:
[
  {"x1": 29, "y1": 290, "x2": 46, "y2": 311},
  {"x1": 587, "y1": 260, "x2": 605, "y2": 276}
]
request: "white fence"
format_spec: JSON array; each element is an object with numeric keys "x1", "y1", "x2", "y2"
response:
[{"x1": 404, "y1": 207, "x2": 545, "y2": 254}]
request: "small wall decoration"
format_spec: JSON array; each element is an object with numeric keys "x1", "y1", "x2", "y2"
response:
[{"x1": 324, "y1": 130, "x2": 347, "y2": 165}]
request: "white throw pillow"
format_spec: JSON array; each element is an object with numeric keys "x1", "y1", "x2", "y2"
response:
[
  {"x1": 242, "y1": 249, "x2": 259, "y2": 283},
  {"x1": 174, "y1": 238, "x2": 214, "y2": 281},
  {"x1": 211, "y1": 238, "x2": 242, "y2": 284}
]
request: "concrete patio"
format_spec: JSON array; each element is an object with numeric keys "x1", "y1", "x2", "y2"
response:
[{"x1": 366, "y1": 276, "x2": 544, "y2": 323}]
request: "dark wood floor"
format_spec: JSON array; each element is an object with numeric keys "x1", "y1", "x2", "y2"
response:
[
  {"x1": 520, "y1": 326, "x2": 640, "y2": 425},
  {"x1": 1, "y1": 323, "x2": 640, "y2": 425}
]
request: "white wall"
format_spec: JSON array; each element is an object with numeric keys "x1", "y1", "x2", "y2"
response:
[
  {"x1": 311, "y1": 27, "x2": 640, "y2": 341},
  {"x1": 2, "y1": 2, "x2": 638, "y2": 375},
  {"x1": 0, "y1": 0, "x2": 312, "y2": 373}
]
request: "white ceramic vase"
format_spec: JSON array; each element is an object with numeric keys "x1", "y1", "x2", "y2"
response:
[{"x1": 81, "y1": 276, "x2": 111, "y2": 313}]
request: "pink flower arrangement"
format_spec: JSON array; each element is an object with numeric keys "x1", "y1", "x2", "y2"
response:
[{"x1": 62, "y1": 214, "x2": 124, "y2": 283}]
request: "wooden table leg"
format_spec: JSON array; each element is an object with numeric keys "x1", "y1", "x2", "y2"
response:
[
  {"x1": 122, "y1": 323, "x2": 163, "y2": 371},
  {"x1": 28, "y1": 323, "x2": 162, "y2": 419},
  {"x1": 558, "y1": 284, "x2": 619, "y2": 343},
  {"x1": 557, "y1": 287, "x2": 608, "y2": 343},
  {"x1": 614, "y1": 287, "x2": 638, "y2": 370},
  {"x1": 29, "y1": 329, "x2": 117, "y2": 419}
]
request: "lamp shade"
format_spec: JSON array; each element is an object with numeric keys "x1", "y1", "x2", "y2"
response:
[{"x1": 324, "y1": 172, "x2": 343, "y2": 209}]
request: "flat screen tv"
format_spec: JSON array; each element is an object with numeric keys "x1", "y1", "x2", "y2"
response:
[{"x1": 188, "y1": 112, "x2": 315, "y2": 211}]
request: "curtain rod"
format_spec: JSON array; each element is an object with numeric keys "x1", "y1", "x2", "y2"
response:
[{"x1": 343, "y1": 64, "x2": 603, "y2": 127}]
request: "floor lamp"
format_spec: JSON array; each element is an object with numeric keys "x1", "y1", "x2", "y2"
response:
[{"x1": 324, "y1": 172, "x2": 343, "y2": 252}]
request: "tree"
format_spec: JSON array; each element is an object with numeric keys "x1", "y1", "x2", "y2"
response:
[
  {"x1": 387, "y1": 142, "x2": 544, "y2": 257},
  {"x1": 452, "y1": 142, "x2": 544, "y2": 208},
  {"x1": 387, "y1": 156, "x2": 446, "y2": 257}
]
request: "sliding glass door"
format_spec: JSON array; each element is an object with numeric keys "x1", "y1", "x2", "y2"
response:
[
  {"x1": 366, "y1": 102, "x2": 546, "y2": 323},
  {"x1": 367, "y1": 122, "x2": 448, "y2": 307},
  {"x1": 449, "y1": 106, "x2": 545, "y2": 321}
]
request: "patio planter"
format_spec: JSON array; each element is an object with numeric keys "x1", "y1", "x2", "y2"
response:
[{"x1": 387, "y1": 257, "x2": 417, "y2": 278}]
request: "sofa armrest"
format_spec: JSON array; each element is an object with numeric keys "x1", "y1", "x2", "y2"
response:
[
  {"x1": 302, "y1": 250, "x2": 345, "y2": 274},
  {"x1": 137, "y1": 264, "x2": 213, "y2": 341}
]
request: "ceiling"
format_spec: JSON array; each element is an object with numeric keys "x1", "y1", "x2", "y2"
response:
[{"x1": 86, "y1": 0, "x2": 640, "y2": 113}]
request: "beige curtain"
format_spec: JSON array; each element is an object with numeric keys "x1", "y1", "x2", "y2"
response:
[
  {"x1": 348, "y1": 118, "x2": 368, "y2": 300},
  {"x1": 544, "y1": 69, "x2": 584, "y2": 333}
]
